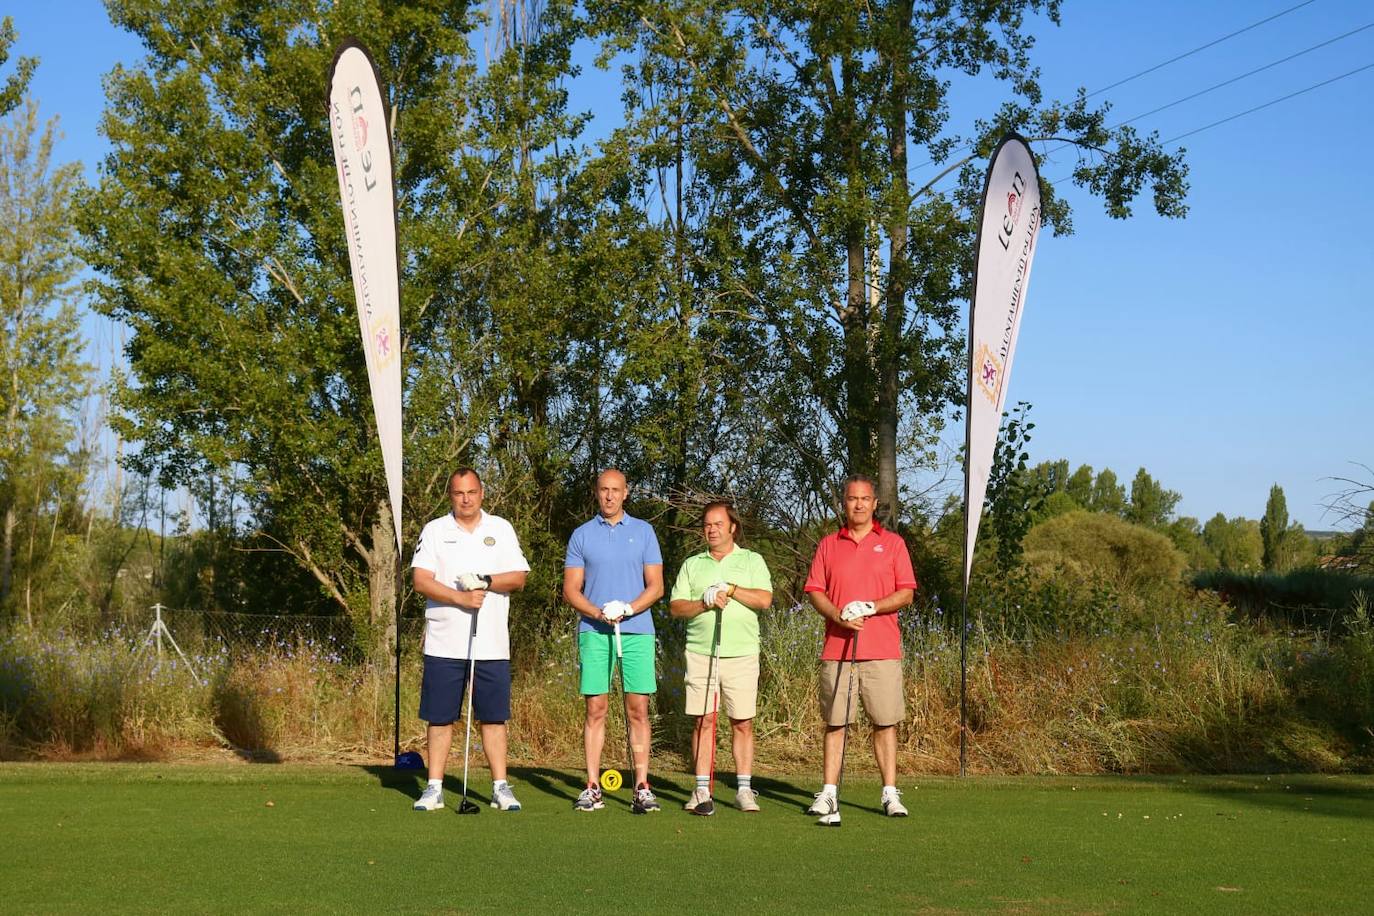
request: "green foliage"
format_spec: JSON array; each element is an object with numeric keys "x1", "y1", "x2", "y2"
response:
[
  {"x1": 1202, "y1": 513, "x2": 1263, "y2": 572},
  {"x1": 983, "y1": 402, "x2": 1041, "y2": 570},
  {"x1": 1089, "y1": 467, "x2": 1127, "y2": 515},
  {"x1": 1125, "y1": 467, "x2": 1180, "y2": 528},
  {"x1": 0, "y1": 98, "x2": 89, "y2": 624},
  {"x1": 1023, "y1": 510, "x2": 1186, "y2": 593},
  {"x1": 1194, "y1": 568, "x2": 1374, "y2": 634},
  {"x1": 0, "y1": 17, "x2": 36, "y2": 118},
  {"x1": 1261, "y1": 483, "x2": 1289, "y2": 571}
]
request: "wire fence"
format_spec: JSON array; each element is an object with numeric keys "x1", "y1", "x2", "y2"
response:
[{"x1": 146, "y1": 605, "x2": 425, "y2": 661}]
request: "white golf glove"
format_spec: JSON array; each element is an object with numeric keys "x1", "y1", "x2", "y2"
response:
[
  {"x1": 601, "y1": 600, "x2": 633, "y2": 623},
  {"x1": 702, "y1": 581, "x2": 730, "y2": 608},
  {"x1": 840, "y1": 600, "x2": 877, "y2": 621},
  {"x1": 456, "y1": 573, "x2": 492, "y2": 591}
]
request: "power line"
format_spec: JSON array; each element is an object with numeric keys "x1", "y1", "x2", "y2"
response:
[
  {"x1": 1113, "y1": 20, "x2": 1374, "y2": 130},
  {"x1": 908, "y1": 0, "x2": 1323, "y2": 177},
  {"x1": 1044, "y1": 59, "x2": 1374, "y2": 187},
  {"x1": 1161, "y1": 58, "x2": 1374, "y2": 144},
  {"x1": 1036, "y1": 20, "x2": 1374, "y2": 160},
  {"x1": 1087, "y1": 0, "x2": 1319, "y2": 98}
]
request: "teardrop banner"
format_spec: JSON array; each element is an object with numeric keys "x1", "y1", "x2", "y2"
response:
[
  {"x1": 960, "y1": 135, "x2": 1043, "y2": 775},
  {"x1": 327, "y1": 40, "x2": 408, "y2": 767}
]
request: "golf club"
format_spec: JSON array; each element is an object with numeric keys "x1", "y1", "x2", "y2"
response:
[
  {"x1": 818, "y1": 631, "x2": 859, "y2": 827},
  {"x1": 614, "y1": 621, "x2": 647, "y2": 814},
  {"x1": 692, "y1": 607, "x2": 722, "y2": 816},
  {"x1": 457, "y1": 610, "x2": 481, "y2": 815}
]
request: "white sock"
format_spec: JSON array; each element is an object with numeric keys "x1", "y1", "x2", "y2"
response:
[
  {"x1": 822, "y1": 783, "x2": 837, "y2": 797},
  {"x1": 882, "y1": 784, "x2": 897, "y2": 797},
  {"x1": 427, "y1": 778, "x2": 442, "y2": 789},
  {"x1": 493, "y1": 779, "x2": 508, "y2": 790}
]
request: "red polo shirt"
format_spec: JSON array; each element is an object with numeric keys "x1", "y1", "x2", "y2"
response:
[{"x1": 804, "y1": 522, "x2": 917, "y2": 660}]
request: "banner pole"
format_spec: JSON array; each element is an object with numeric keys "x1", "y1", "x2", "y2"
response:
[{"x1": 959, "y1": 581, "x2": 969, "y2": 777}]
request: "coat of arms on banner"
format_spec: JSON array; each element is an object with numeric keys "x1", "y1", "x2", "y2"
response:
[
  {"x1": 973, "y1": 341, "x2": 1002, "y2": 405},
  {"x1": 372, "y1": 322, "x2": 397, "y2": 367}
]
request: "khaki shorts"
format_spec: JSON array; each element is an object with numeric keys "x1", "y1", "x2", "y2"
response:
[
  {"x1": 684, "y1": 651, "x2": 759, "y2": 720},
  {"x1": 819, "y1": 658, "x2": 904, "y2": 727}
]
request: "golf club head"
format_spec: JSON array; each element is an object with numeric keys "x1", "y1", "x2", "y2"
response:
[
  {"x1": 691, "y1": 799, "x2": 716, "y2": 817},
  {"x1": 817, "y1": 811, "x2": 842, "y2": 827},
  {"x1": 457, "y1": 799, "x2": 482, "y2": 815},
  {"x1": 394, "y1": 751, "x2": 425, "y2": 770},
  {"x1": 631, "y1": 801, "x2": 648, "y2": 815}
]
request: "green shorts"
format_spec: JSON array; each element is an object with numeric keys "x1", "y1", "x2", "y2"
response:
[{"x1": 579, "y1": 631, "x2": 657, "y2": 695}]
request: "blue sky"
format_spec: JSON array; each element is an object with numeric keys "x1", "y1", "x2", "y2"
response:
[{"x1": 13, "y1": 0, "x2": 1372, "y2": 529}]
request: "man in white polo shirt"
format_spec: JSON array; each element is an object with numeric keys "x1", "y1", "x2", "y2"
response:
[{"x1": 411, "y1": 467, "x2": 530, "y2": 812}]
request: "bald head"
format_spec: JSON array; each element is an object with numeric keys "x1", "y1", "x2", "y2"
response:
[{"x1": 596, "y1": 468, "x2": 628, "y2": 521}]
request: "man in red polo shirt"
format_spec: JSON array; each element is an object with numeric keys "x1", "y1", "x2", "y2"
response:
[{"x1": 803, "y1": 473, "x2": 916, "y2": 819}]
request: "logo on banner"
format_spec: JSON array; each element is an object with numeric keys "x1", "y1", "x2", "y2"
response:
[
  {"x1": 974, "y1": 341, "x2": 1002, "y2": 405},
  {"x1": 352, "y1": 107, "x2": 369, "y2": 151},
  {"x1": 997, "y1": 170, "x2": 1029, "y2": 251},
  {"x1": 372, "y1": 323, "x2": 396, "y2": 367}
]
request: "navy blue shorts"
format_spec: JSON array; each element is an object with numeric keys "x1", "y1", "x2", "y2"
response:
[{"x1": 418, "y1": 655, "x2": 511, "y2": 725}]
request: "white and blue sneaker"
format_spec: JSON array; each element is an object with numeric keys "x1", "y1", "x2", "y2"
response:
[
  {"x1": 413, "y1": 784, "x2": 444, "y2": 811},
  {"x1": 491, "y1": 783, "x2": 522, "y2": 811},
  {"x1": 881, "y1": 787, "x2": 909, "y2": 817},
  {"x1": 574, "y1": 785, "x2": 604, "y2": 812}
]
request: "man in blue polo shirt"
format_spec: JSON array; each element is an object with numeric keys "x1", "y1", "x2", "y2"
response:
[{"x1": 562, "y1": 468, "x2": 664, "y2": 813}]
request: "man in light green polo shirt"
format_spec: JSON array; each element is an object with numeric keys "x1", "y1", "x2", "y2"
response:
[{"x1": 669, "y1": 500, "x2": 772, "y2": 813}]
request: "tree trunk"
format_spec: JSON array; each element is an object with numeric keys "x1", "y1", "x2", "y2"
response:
[
  {"x1": 369, "y1": 502, "x2": 399, "y2": 671},
  {"x1": 0, "y1": 502, "x2": 13, "y2": 610},
  {"x1": 876, "y1": 0, "x2": 914, "y2": 528},
  {"x1": 840, "y1": 56, "x2": 875, "y2": 481}
]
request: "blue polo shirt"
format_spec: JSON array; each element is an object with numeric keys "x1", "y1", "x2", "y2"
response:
[{"x1": 565, "y1": 512, "x2": 663, "y2": 636}]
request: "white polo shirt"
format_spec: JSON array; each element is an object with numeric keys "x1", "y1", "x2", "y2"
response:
[{"x1": 411, "y1": 510, "x2": 530, "y2": 660}]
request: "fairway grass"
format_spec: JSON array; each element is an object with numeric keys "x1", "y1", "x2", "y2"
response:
[{"x1": 1, "y1": 764, "x2": 1370, "y2": 914}]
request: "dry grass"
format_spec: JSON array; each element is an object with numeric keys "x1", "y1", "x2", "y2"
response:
[{"x1": 3, "y1": 592, "x2": 1372, "y2": 773}]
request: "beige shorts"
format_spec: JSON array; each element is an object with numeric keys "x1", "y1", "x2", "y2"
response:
[
  {"x1": 684, "y1": 651, "x2": 759, "y2": 720},
  {"x1": 819, "y1": 658, "x2": 904, "y2": 727}
]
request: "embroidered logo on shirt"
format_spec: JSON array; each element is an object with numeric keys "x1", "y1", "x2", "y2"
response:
[
  {"x1": 484, "y1": 536, "x2": 496, "y2": 546},
  {"x1": 873, "y1": 544, "x2": 885, "y2": 552}
]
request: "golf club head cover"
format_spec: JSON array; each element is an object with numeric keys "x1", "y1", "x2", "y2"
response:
[
  {"x1": 840, "y1": 600, "x2": 876, "y2": 621},
  {"x1": 456, "y1": 573, "x2": 493, "y2": 591},
  {"x1": 601, "y1": 600, "x2": 632, "y2": 622}
]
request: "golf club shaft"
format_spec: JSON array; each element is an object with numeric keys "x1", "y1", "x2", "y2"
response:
[
  {"x1": 705, "y1": 608, "x2": 721, "y2": 794},
  {"x1": 835, "y1": 630, "x2": 859, "y2": 803},
  {"x1": 461, "y1": 611, "x2": 478, "y2": 805},
  {"x1": 614, "y1": 622, "x2": 637, "y2": 785}
]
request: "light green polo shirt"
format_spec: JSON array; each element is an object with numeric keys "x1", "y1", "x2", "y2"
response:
[{"x1": 670, "y1": 545, "x2": 772, "y2": 656}]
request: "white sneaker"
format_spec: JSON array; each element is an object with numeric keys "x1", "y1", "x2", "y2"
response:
[
  {"x1": 413, "y1": 784, "x2": 444, "y2": 811},
  {"x1": 491, "y1": 783, "x2": 522, "y2": 811},
  {"x1": 806, "y1": 790, "x2": 837, "y2": 816},
  {"x1": 882, "y1": 788, "x2": 908, "y2": 817},
  {"x1": 683, "y1": 786, "x2": 712, "y2": 810},
  {"x1": 735, "y1": 787, "x2": 760, "y2": 812}
]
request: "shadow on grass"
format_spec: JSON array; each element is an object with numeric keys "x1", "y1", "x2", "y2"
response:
[
  {"x1": 509, "y1": 766, "x2": 585, "y2": 803},
  {"x1": 356, "y1": 764, "x2": 493, "y2": 807},
  {"x1": 1182, "y1": 775, "x2": 1374, "y2": 822},
  {"x1": 212, "y1": 678, "x2": 283, "y2": 763}
]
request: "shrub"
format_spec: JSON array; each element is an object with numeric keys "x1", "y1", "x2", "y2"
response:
[
  {"x1": 1194, "y1": 568, "x2": 1374, "y2": 632},
  {"x1": 1024, "y1": 511, "x2": 1185, "y2": 592}
]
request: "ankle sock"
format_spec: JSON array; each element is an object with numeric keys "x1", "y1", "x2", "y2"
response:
[
  {"x1": 427, "y1": 778, "x2": 442, "y2": 789},
  {"x1": 822, "y1": 783, "x2": 837, "y2": 797},
  {"x1": 737, "y1": 775, "x2": 752, "y2": 791},
  {"x1": 696, "y1": 775, "x2": 710, "y2": 791}
]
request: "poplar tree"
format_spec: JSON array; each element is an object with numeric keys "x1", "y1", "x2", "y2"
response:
[{"x1": 0, "y1": 99, "x2": 87, "y2": 620}]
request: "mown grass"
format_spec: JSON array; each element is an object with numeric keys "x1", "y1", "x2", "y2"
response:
[
  {"x1": 2, "y1": 589, "x2": 1372, "y2": 774},
  {"x1": 1, "y1": 763, "x2": 1371, "y2": 914}
]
